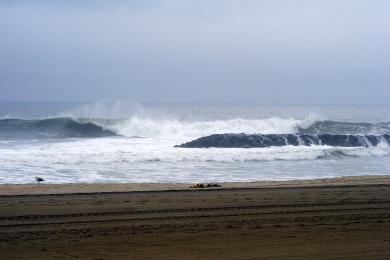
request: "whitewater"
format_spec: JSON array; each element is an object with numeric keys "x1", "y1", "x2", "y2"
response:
[{"x1": 0, "y1": 102, "x2": 389, "y2": 184}]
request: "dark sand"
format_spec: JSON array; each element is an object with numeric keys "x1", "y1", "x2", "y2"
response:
[{"x1": 1, "y1": 176, "x2": 390, "y2": 259}]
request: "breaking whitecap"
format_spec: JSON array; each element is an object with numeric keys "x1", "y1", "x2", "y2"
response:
[{"x1": 0, "y1": 103, "x2": 389, "y2": 184}]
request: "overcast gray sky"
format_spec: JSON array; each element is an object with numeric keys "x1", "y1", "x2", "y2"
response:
[{"x1": 0, "y1": 0, "x2": 389, "y2": 104}]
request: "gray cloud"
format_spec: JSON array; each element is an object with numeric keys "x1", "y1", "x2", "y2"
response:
[{"x1": 0, "y1": 0, "x2": 389, "y2": 104}]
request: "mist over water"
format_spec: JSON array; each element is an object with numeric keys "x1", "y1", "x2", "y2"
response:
[{"x1": 0, "y1": 102, "x2": 389, "y2": 184}]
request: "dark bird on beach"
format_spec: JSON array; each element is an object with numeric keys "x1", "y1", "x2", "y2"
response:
[{"x1": 35, "y1": 177, "x2": 45, "y2": 184}]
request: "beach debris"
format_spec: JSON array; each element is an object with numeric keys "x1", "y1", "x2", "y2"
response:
[
  {"x1": 206, "y1": 183, "x2": 222, "y2": 188},
  {"x1": 190, "y1": 183, "x2": 205, "y2": 188},
  {"x1": 190, "y1": 183, "x2": 222, "y2": 188},
  {"x1": 35, "y1": 176, "x2": 45, "y2": 184}
]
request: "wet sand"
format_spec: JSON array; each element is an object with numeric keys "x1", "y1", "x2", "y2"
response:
[{"x1": 1, "y1": 176, "x2": 390, "y2": 259}]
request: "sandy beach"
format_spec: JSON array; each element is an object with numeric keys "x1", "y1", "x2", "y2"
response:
[{"x1": 1, "y1": 176, "x2": 390, "y2": 259}]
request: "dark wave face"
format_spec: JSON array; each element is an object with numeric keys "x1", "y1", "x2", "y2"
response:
[
  {"x1": 0, "y1": 118, "x2": 116, "y2": 140},
  {"x1": 176, "y1": 133, "x2": 390, "y2": 148},
  {"x1": 299, "y1": 120, "x2": 390, "y2": 135}
]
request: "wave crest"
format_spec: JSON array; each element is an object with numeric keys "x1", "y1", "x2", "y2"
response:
[
  {"x1": 109, "y1": 118, "x2": 390, "y2": 138},
  {"x1": 299, "y1": 120, "x2": 390, "y2": 135},
  {"x1": 0, "y1": 118, "x2": 116, "y2": 140},
  {"x1": 109, "y1": 117, "x2": 313, "y2": 138},
  {"x1": 1, "y1": 116, "x2": 390, "y2": 141}
]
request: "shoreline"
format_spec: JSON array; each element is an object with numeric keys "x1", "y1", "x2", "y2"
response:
[{"x1": 1, "y1": 175, "x2": 390, "y2": 196}]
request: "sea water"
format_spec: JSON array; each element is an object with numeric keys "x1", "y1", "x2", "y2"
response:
[{"x1": 0, "y1": 101, "x2": 389, "y2": 184}]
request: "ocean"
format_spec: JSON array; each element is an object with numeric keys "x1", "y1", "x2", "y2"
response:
[{"x1": 0, "y1": 101, "x2": 389, "y2": 184}]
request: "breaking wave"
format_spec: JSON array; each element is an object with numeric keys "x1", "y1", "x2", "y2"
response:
[
  {"x1": 299, "y1": 120, "x2": 390, "y2": 135},
  {"x1": 108, "y1": 117, "x2": 313, "y2": 138},
  {"x1": 110, "y1": 118, "x2": 390, "y2": 138},
  {"x1": 176, "y1": 133, "x2": 390, "y2": 148},
  {"x1": 1, "y1": 116, "x2": 389, "y2": 141},
  {"x1": 0, "y1": 118, "x2": 116, "y2": 140}
]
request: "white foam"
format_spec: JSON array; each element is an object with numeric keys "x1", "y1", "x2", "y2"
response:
[
  {"x1": 0, "y1": 137, "x2": 389, "y2": 184},
  {"x1": 0, "y1": 137, "x2": 388, "y2": 165},
  {"x1": 1, "y1": 137, "x2": 389, "y2": 184},
  {"x1": 109, "y1": 117, "x2": 314, "y2": 138}
]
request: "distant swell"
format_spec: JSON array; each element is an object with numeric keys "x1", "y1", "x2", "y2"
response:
[
  {"x1": 176, "y1": 133, "x2": 390, "y2": 148},
  {"x1": 0, "y1": 118, "x2": 116, "y2": 140}
]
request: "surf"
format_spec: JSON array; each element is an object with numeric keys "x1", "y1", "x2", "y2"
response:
[
  {"x1": 176, "y1": 133, "x2": 390, "y2": 148},
  {"x1": 0, "y1": 117, "x2": 116, "y2": 140}
]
